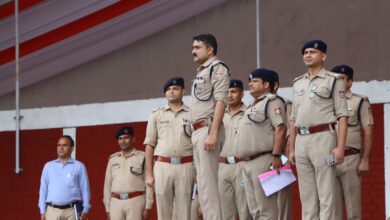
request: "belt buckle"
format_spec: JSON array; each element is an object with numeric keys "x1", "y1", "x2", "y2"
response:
[
  {"x1": 119, "y1": 193, "x2": 129, "y2": 200},
  {"x1": 300, "y1": 127, "x2": 310, "y2": 135},
  {"x1": 226, "y1": 156, "x2": 236, "y2": 164},
  {"x1": 171, "y1": 157, "x2": 181, "y2": 165}
]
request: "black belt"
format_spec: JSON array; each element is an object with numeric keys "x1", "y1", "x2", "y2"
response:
[{"x1": 47, "y1": 201, "x2": 80, "y2": 209}]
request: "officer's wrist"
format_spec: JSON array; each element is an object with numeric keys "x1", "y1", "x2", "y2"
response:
[{"x1": 271, "y1": 153, "x2": 282, "y2": 158}]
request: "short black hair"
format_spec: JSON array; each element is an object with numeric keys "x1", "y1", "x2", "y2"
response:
[
  {"x1": 193, "y1": 34, "x2": 218, "y2": 55},
  {"x1": 61, "y1": 135, "x2": 74, "y2": 146}
]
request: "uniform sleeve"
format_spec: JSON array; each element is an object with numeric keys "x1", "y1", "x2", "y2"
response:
[
  {"x1": 79, "y1": 163, "x2": 91, "y2": 213},
  {"x1": 211, "y1": 64, "x2": 229, "y2": 103},
  {"x1": 360, "y1": 99, "x2": 374, "y2": 127},
  {"x1": 103, "y1": 160, "x2": 112, "y2": 213},
  {"x1": 333, "y1": 78, "x2": 349, "y2": 119},
  {"x1": 290, "y1": 85, "x2": 297, "y2": 121},
  {"x1": 143, "y1": 112, "x2": 158, "y2": 147},
  {"x1": 286, "y1": 102, "x2": 292, "y2": 137},
  {"x1": 38, "y1": 164, "x2": 49, "y2": 214},
  {"x1": 267, "y1": 99, "x2": 286, "y2": 128},
  {"x1": 145, "y1": 186, "x2": 154, "y2": 209}
]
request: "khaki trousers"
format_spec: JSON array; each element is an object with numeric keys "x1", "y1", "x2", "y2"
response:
[
  {"x1": 295, "y1": 130, "x2": 337, "y2": 220},
  {"x1": 109, "y1": 195, "x2": 145, "y2": 220},
  {"x1": 154, "y1": 161, "x2": 195, "y2": 220},
  {"x1": 46, "y1": 206, "x2": 75, "y2": 220},
  {"x1": 218, "y1": 163, "x2": 251, "y2": 220},
  {"x1": 335, "y1": 154, "x2": 362, "y2": 220},
  {"x1": 191, "y1": 126, "x2": 223, "y2": 220},
  {"x1": 277, "y1": 184, "x2": 292, "y2": 220},
  {"x1": 241, "y1": 154, "x2": 278, "y2": 220}
]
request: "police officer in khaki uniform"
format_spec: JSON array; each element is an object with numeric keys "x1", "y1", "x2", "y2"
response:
[
  {"x1": 271, "y1": 72, "x2": 293, "y2": 220},
  {"x1": 144, "y1": 77, "x2": 195, "y2": 220},
  {"x1": 289, "y1": 40, "x2": 349, "y2": 220},
  {"x1": 218, "y1": 79, "x2": 251, "y2": 220},
  {"x1": 236, "y1": 68, "x2": 287, "y2": 219},
  {"x1": 331, "y1": 65, "x2": 374, "y2": 220},
  {"x1": 190, "y1": 34, "x2": 230, "y2": 220},
  {"x1": 103, "y1": 126, "x2": 154, "y2": 220}
]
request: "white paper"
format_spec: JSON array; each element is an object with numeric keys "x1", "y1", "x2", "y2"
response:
[{"x1": 258, "y1": 164, "x2": 296, "y2": 197}]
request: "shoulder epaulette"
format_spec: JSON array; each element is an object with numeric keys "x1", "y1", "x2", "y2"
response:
[
  {"x1": 109, "y1": 152, "x2": 121, "y2": 158},
  {"x1": 293, "y1": 74, "x2": 305, "y2": 82},
  {"x1": 134, "y1": 149, "x2": 145, "y2": 156},
  {"x1": 326, "y1": 71, "x2": 341, "y2": 79},
  {"x1": 266, "y1": 93, "x2": 277, "y2": 101},
  {"x1": 209, "y1": 60, "x2": 230, "y2": 79},
  {"x1": 352, "y1": 93, "x2": 369, "y2": 101},
  {"x1": 152, "y1": 107, "x2": 163, "y2": 113},
  {"x1": 211, "y1": 60, "x2": 229, "y2": 71},
  {"x1": 276, "y1": 95, "x2": 286, "y2": 103}
]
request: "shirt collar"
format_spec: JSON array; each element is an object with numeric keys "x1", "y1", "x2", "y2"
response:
[
  {"x1": 55, "y1": 157, "x2": 75, "y2": 164},
  {"x1": 163, "y1": 103, "x2": 189, "y2": 112},
  {"x1": 197, "y1": 56, "x2": 217, "y2": 71},
  {"x1": 346, "y1": 90, "x2": 353, "y2": 99},
  {"x1": 304, "y1": 68, "x2": 327, "y2": 79},
  {"x1": 120, "y1": 148, "x2": 138, "y2": 158},
  {"x1": 226, "y1": 102, "x2": 246, "y2": 114},
  {"x1": 255, "y1": 92, "x2": 269, "y2": 101}
]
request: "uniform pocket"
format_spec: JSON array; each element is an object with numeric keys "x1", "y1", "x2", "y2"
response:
[
  {"x1": 65, "y1": 172, "x2": 78, "y2": 187},
  {"x1": 130, "y1": 162, "x2": 144, "y2": 176},
  {"x1": 246, "y1": 109, "x2": 266, "y2": 124},
  {"x1": 111, "y1": 163, "x2": 120, "y2": 177},
  {"x1": 313, "y1": 86, "x2": 331, "y2": 100},
  {"x1": 347, "y1": 108, "x2": 359, "y2": 126},
  {"x1": 193, "y1": 77, "x2": 213, "y2": 101}
]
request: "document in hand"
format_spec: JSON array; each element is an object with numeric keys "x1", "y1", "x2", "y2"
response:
[{"x1": 258, "y1": 164, "x2": 296, "y2": 197}]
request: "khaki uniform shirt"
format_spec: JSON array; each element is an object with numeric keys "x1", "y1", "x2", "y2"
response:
[
  {"x1": 190, "y1": 56, "x2": 230, "y2": 122},
  {"x1": 291, "y1": 68, "x2": 349, "y2": 128},
  {"x1": 345, "y1": 91, "x2": 374, "y2": 149},
  {"x1": 143, "y1": 104, "x2": 193, "y2": 157},
  {"x1": 103, "y1": 149, "x2": 154, "y2": 212},
  {"x1": 235, "y1": 93, "x2": 286, "y2": 158},
  {"x1": 220, "y1": 103, "x2": 247, "y2": 157}
]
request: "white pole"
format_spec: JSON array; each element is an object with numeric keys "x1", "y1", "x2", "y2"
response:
[
  {"x1": 15, "y1": 0, "x2": 21, "y2": 174},
  {"x1": 256, "y1": 0, "x2": 260, "y2": 68}
]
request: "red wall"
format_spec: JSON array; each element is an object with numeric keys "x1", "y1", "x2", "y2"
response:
[{"x1": 0, "y1": 104, "x2": 385, "y2": 219}]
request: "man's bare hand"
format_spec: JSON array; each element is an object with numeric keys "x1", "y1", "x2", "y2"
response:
[
  {"x1": 204, "y1": 134, "x2": 217, "y2": 151},
  {"x1": 272, "y1": 157, "x2": 283, "y2": 174},
  {"x1": 143, "y1": 209, "x2": 151, "y2": 220},
  {"x1": 332, "y1": 147, "x2": 345, "y2": 165},
  {"x1": 357, "y1": 159, "x2": 369, "y2": 176},
  {"x1": 288, "y1": 150, "x2": 296, "y2": 166}
]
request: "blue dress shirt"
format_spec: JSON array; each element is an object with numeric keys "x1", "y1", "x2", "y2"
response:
[{"x1": 38, "y1": 158, "x2": 91, "y2": 214}]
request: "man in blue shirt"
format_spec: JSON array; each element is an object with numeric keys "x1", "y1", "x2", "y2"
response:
[{"x1": 38, "y1": 135, "x2": 91, "y2": 220}]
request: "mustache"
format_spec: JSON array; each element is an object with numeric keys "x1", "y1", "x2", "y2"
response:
[{"x1": 192, "y1": 53, "x2": 197, "y2": 57}]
